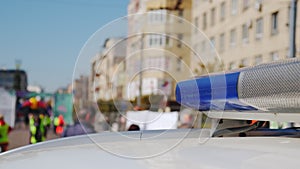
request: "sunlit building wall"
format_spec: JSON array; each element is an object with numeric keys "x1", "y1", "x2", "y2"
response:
[
  {"x1": 192, "y1": 0, "x2": 300, "y2": 73},
  {"x1": 127, "y1": 0, "x2": 192, "y2": 100}
]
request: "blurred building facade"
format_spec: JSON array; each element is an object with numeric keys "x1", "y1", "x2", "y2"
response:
[
  {"x1": 90, "y1": 38, "x2": 127, "y2": 102},
  {"x1": 73, "y1": 75, "x2": 89, "y2": 109},
  {"x1": 127, "y1": 0, "x2": 192, "y2": 101},
  {"x1": 0, "y1": 70, "x2": 28, "y2": 92},
  {"x1": 192, "y1": 0, "x2": 300, "y2": 74}
]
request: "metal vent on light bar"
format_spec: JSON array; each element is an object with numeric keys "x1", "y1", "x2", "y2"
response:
[{"x1": 238, "y1": 58, "x2": 300, "y2": 112}]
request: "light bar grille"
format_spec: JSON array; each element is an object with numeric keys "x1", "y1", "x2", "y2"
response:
[{"x1": 238, "y1": 58, "x2": 300, "y2": 111}]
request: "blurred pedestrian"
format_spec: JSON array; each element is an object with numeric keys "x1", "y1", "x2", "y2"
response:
[
  {"x1": 127, "y1": 124, "x2": 140, "y2": 131},
  {"x1": 62, "y1": 109, "x2": 95, "y2": 137},
  {"x1": 53, "y1": 114, "x2": 65, "y2": 136},
  {"x1": 0, "y1": 113, "x2": 12, "y2": 152},
  {"x1": 29, "y1": 113, "x2": 47, "y2": 144}
]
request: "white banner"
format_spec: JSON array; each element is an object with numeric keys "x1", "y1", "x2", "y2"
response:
[
  {"x1": 126, "y1": 111, "x2": 178, "y2": 130},
  {"x1": 0, "y1": 88, "x2": 16, "y2": 127}
]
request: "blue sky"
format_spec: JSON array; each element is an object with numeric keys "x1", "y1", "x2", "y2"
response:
[{"x1": 0, "y1": 0, "x2": 129, "y2": 92}]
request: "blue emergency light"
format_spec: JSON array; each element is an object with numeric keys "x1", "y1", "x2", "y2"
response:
[{"x1": 176, "y1": 58, "x2": 300, "y2": 112}]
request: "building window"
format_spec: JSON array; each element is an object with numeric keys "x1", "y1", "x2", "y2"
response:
[
  {"x1": 201, "y1": 40, "x2": 206, "y2": 52},
  {"x1": 271, "y1": 11, "x2": 279, "y2": 35},
  {"x1": 210, "y1": 37, "x2": 215, "y2": 52},
  {"x1": 211, "y1": 8, "x2": 216, "y2": 26},
  {"x1": 240, "y1": 58, "x2": 249, "y2": 67},
  {"x1": 203, "y1": 13, "x2": 207, "y2": 30},
  {"x1": 270, "y1": 51, "x2": 279, "y2": 61},
  {"x1": 255, "y1": 0, "x2": 263, "y2": 12},
  {"x1": 178, "y1": 10, "x2": 184, "y2": 18},
  {"x1": 231, "y1": 0, "x2": 238, "y2": 15},
  {"x1": 177, "y1": 57, "x2": 182, "y2": 72},
  {"x1": 256, "y1": 17, "x2": 263, "y2": 40},
  {"x1": 159, "y1": 36, "x2": 163, "y2": 45},
  {"x1": 220, "y1": 2, "x2": 226, "y2": 21},
  {"x1": 148, "y1": 10, "x2": 167, "y2": 24},
  {"x1": 286, "y1": 49, "x2": 290, "y2": 58},
  {"x1": 194, "y1": 17, "x2": 199, "y2": 33},
  {"x1": 242, "y1": 24, "x2": 249, "y2": 43},
  {"x1": 230, "y1": 28, "x2": 237, "y2": 46},
  {"x1": 178, "y1": 10, "x2": 184, "y2": 23},
  {"x1": 220, "y1": 33, "x2": 225, "y2": 52},
  {"x1": 243, "y1": 0, "x2": 250, "y2": 10},
  {"x1": 166, "y1": 36, "x2": 171, "y2": 47},
  {"x1": 255, "y1": 55, "x2": 263, "y2": 65},
  {"x1": 148, "y1": 34, "x2": 168, "y2": 47},
  {"x1": 154, "y1": 35, "x2": 159, "y2": 46},
  {"x1": 288, "y1": 5, "x2": 291, "y2": 23},
  {"x1": 149, "y1": 36, "x2": 153, "y2": 46},
  {"x1": 177, "y1": 34, "x2": 183, "y2": 48},
  {"x1": 229, "y1": 62, "x2": 237, "y2": 70}
]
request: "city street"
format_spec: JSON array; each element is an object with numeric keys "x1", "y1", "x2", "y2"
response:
[{"x1": 8, "y1": 123, "x2": 59, "y2": 151}]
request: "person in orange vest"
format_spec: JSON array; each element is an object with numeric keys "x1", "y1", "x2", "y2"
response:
[
  {"x1": 0, "y1": 113, "x2": 12, "y2": 152},
  {"x1": 54, "y1": 114, "x2": 65, "y2": 136}
]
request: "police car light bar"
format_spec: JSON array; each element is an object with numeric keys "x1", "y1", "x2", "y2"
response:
[{"x1": 176, "y1": 58, "x2": 300, "y2": 113}]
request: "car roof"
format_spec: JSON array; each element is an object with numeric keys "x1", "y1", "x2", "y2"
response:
[{"x1": 1, "y1": 129, "x2": 300, "y2": 169}]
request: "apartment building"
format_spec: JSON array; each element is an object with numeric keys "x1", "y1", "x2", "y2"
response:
[
  {"x1": 192, "y1": 0, "x2": 300, "y2": 73},
  {"x1": 90, "y1": 38, "x2": 127, "y2": 101},
  {"x1": 73, "y1": 75, "x2": 89, "y2": 109},
  {"x1": 127, "y1": 0, "x2": 192, "y2": 100}
]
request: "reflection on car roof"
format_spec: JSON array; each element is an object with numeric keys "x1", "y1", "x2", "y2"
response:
[{"x1": 1, "y1": 129, "x2": 300, "y2": 169}]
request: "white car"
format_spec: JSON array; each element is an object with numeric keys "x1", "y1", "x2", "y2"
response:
[{"x1": 0, "y1": 59, "x2": 299, "y2": 169}]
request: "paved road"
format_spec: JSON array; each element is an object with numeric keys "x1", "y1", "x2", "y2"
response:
[{"x1": 8, "y1": 123, "x2": 60, "y2": 151}]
